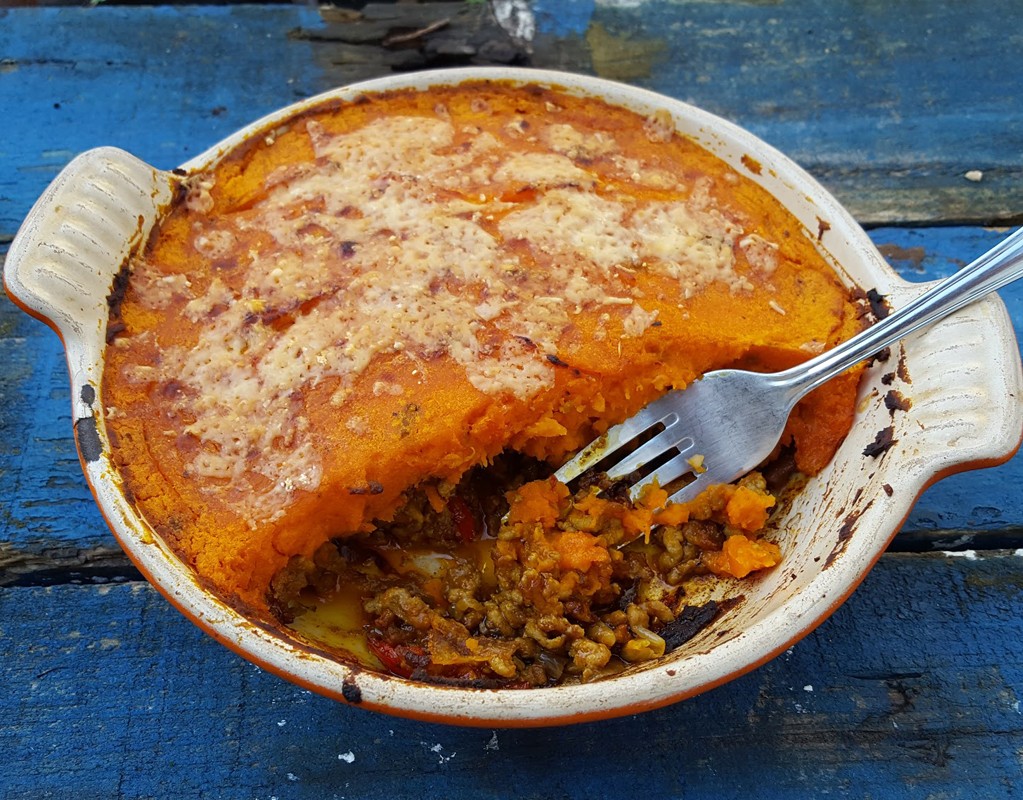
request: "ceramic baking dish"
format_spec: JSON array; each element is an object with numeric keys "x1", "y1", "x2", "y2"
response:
[{"x1": 5, "y1": 67, "x2": 1022, "y2": 726}]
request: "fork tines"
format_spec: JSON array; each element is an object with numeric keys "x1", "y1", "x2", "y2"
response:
[{"x1": 554, "y1": 391, "x2": 704, "y2": 504}]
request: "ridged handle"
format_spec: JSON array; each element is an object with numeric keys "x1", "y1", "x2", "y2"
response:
[
  {"x1": 3, "y1": 147, "x2": 177, "y2": 426},
  {"x1": 4, "y1": 147, "x2": 176, "y2": 346}
]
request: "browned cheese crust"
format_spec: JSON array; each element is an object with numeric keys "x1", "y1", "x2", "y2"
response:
[{"x1": 102, "y1": 82, "x2": 864, "y2": 612}]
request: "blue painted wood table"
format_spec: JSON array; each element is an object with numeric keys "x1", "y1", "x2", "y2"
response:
[{"x1": 3, "y1": 2, "x2": 1023, "y2": 797}]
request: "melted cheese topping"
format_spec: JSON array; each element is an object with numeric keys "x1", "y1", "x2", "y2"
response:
[
  {"x1": 103, "y1": 83, "x2": 863, "y2": 610},
  {"x1": 130, "y1": 111, "x2": 763, "y2": 526}
]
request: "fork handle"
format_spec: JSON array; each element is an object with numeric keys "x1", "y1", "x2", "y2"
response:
[{"x1": 774, "y1": 226, "x2": 1023, "y2": 400}]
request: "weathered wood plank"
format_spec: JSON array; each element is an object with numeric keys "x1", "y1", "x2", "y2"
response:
[
  {"x1": 533, "y1": 0, "x2": 1023, "y2": 226},
  {"x1": 2, "y1": 2, "x2": 1022, "y2": 239},
  {"x1": 0, "y1": 5, "x2": 328, "y2": 243},
  {"x1": 1, "y1": 268, "x2": 112, "y2": 554},
  {"x1": 2, "y1": 551, "x2": 1021, "y2": 798}
]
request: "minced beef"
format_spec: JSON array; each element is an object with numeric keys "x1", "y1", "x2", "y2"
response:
[{"x1": 269, "y1": 456, "x2": 783, "y2": 687}]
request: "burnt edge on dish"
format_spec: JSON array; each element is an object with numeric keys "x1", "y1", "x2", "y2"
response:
[
  {"x1": 74, "y1": 415, "x2": 103, "y2": 464},
  {"x1": 824, "y1": 339, "x2": 915, "y2": 570},
  {"x1": 76, "y1": 382, "x2": 102, "y2": 463}
]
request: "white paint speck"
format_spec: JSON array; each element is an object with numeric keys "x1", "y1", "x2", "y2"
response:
[
  {"x1": 491, "y1": 0, "x2": 535, "y2": 44},
  {"x1": 944, "y1": 549, "x2": 978, "y2": 560},
  {"x1": 596, "y1": 0, "x2": 648, "y2": 8},
  {"x1": 1013, "y1": 700, "x2": 1020, "y2": 714},
  {"x1": 277, "y1": 720, "x2": 286, "y2": 727},
  {"x1": 964, "y1": 170, "x2": 984, "y2": 182},
  {"x1": 427, "y1": 743, "x2": 456, "y2": 764},
  {"x1": 287, "y1": 773, "x2": 299, "y2": 782},
  {"x1": 803, "y1": 685, "x2": 813, "y2": 692},
  {"x1": 485, "y1": 732, "x2": 500, "y2": 751},
  {"x1": 338, "y1": 751, "x2": 355, "y2": 764}
]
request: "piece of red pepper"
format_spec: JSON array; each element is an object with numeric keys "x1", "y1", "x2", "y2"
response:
[
  {"x1": 367, "y1": 637, "x2": 426, "y2": 679},
  {"x1": 448, "y1": 495, "x2": 478, "y2": 543}
]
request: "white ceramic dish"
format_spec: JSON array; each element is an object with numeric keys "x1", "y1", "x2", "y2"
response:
[{"x1": 6, "y1": 67, "x2": 1022, "y2": 727}]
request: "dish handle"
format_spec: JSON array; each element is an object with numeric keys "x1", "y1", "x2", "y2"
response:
[{"x1": 3, "y1": 147, "x2": 177, "y2": 398}]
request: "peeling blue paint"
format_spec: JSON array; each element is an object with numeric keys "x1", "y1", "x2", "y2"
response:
[{"x1": 533, "y1": 0, "x2": 595, "y2": 38}]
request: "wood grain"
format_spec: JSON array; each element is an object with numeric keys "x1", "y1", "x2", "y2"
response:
[
  {"x1": 1, "y1": 2, "x2": 1022, "y2": 241},
  {"x1": 566, "y1": 0, "x2": 1023, "y2": 226},
  {"x1": 2, "y1": 552, "x2": 1021, "y2": 798}
]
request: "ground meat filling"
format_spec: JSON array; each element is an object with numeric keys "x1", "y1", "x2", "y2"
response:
[{"x1": 269, "y1": 455, "x2": 785, "y2": 687}]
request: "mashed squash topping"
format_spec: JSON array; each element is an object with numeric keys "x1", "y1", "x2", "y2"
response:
[{"x1": 102, "y1": 82, "x2": 864, "y2": 682}]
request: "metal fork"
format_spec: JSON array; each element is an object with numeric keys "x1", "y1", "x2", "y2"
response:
[{"x1": 555, "y1": 227, "x2": 1023, "y2": 507}]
